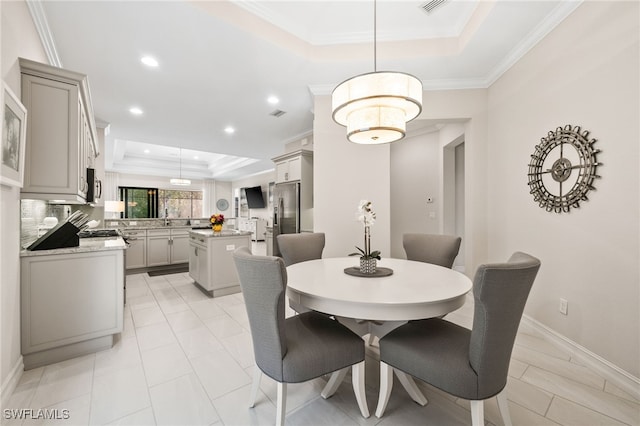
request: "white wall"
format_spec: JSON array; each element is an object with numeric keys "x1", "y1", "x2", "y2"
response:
[
  {"x1": 1, "y1": 0, "x2": 48, "y2": 403},
  {"x1": 390, "y1": 128, "x2": 440, "y2": 258},
  {"x1": 313, "y1": 95, "x2": 392, "y2": 258},
  {"x1": 314, "y1": 90, "x2": 488, "y2": 266},
  {"x1": 486, "y1": 1, "x2": 639, "y2": 377}
]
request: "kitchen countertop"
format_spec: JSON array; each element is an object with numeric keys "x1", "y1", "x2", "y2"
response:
[
  {"x1": 20, "y1": 237, "x2": 127, "y2": 257},
  {"x1": 118, "y1": 225, "x2": 200, "y2": 231},
  {"x1": 189, "y1": 230, "x2": 252, "y2": 238}
]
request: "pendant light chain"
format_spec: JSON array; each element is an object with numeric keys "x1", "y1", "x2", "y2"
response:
[{"x1": 373, "y1": 0, "x2": 377, "y2": 72}]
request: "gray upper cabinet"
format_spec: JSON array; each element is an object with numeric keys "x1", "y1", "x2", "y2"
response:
[{"x1": 19, "y1": 58, "x2": 99, "y2": 204}]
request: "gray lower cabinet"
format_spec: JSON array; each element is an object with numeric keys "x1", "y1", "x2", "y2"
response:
[
  {"x1": 147, "y1": 229, "x2": 171, "y2": 267},
  {"x1": 122, "y1": 229, "x2": 146, "y2": 269},
  {"x1": 170, "y1": 229, "x2": 190, "y2": 264},
  {"x1": 21, "y1": 249, "x2": 124, "y2": 369},
  {"x1": 188, "y1": 231, "x2": 251, "y2": 297},
  {"x1": 147, "y1": 228, "x2": 190, "y2": 267},
  {"x1": 189, "y1": 235, "x2": 208, "y2": 286}
]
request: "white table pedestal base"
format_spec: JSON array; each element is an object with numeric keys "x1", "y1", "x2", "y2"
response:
[{"x1": 321, "y1": 316, "x2": 428, "y2": 407}]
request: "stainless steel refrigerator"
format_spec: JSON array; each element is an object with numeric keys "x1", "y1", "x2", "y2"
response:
[{"x1": 272, "y1": 181, "x2": 300, "y2": 257}]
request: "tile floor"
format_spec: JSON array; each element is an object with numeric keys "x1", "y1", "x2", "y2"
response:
[{"x1": 4, "y1": 242, "x2": 639, "y2": 425}]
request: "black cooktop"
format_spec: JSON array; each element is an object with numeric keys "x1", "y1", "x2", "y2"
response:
[{"x1": 78, "y1": 229, "x2": 121, "y2": 238}]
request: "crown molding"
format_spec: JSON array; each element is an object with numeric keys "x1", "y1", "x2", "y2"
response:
[
  {"x1": 26, "y1": 0, "x2": 62, "y2": 68},
  {"x1": 485, "y1": 0, "x2": 583, "y2": 87}
]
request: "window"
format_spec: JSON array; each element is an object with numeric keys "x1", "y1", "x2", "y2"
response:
[
  {"x1": 159, "y1": 189, "x2": 203, "y2": 218},
  {"x1": 118, "y1": 187, "x2": 203, "y2": 218},
  {"x1": 119, "y1": 187, "x2": 158, "y2": 218}
]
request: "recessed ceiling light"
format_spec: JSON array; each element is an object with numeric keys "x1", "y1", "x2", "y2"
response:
[
  {"x1": 129, "y1": 107, "x2": 143, "y2": 115},
  {"x1": 141, "y1": 56, "x2": 158, "y2": 67},
  {"x1": 144, "y1": 149, "x2": 150, "y2": 154},
  {"x1": 224, "y1": 126, "x2": 235, "y2": 134},
  {"x1": 267, "y1": 96, "x2": 279, "y2": 105},
  {"x1": 193, "y1": 156, "x2": 199, "y2": 160}
]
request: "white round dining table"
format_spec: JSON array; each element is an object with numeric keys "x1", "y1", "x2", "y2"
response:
[
  {"x1": 286, "y1": 257, "x2": 473, "y2": 407},
  {"x1": 286, "y1": 257, "x2": 472, "y2": 324}
]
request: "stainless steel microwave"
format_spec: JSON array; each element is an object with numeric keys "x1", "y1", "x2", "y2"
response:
[{"x1": 86, "y1": 168, "x2": 102, "y2": 203}]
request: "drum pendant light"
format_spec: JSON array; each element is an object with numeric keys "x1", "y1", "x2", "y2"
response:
[{"x1": 331, "y1": 0, "x2": 423, "y2": 144}]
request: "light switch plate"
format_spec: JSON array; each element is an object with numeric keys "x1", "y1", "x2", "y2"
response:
[{"x1": 226, "y1": 245, "x2": 235, "y2": 251}]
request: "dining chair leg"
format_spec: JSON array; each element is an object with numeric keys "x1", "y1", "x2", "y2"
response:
[
  {"x1": 321, "y1": 368, "x2": 349, "y2": 399},
  {"x1": 496, "y1": 389, "x2": 513, "y2": 426},
  {"x1": 352, "y1": 361, "x2": 370, "y2": 418},
  {"x1": 375, "y1": 361, "x2": 394, "y2": 418},
  {"x1": 249, "y1": 366, "x2": 262, "y2": 408},
  {"x1": 276, "y1": 382, "x2": 287, "y2": 426},
  {"x1": 394, "y1": 369, "x2": 428, "y2": 406},
  {"x1": 470, "y1": 400, "x2": 484, "y2": 426}
]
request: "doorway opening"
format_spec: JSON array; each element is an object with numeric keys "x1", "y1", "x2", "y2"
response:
[{"x1": 443, "y1": 136, "x2": 465, "y2": 272}]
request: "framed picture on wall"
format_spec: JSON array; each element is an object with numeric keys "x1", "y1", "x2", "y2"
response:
[{"x1": 1, "y1": 82, "x2": 27, "y2": 188}]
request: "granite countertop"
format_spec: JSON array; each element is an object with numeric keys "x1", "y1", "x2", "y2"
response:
[
  {"x1": 189, "y1": 229, "x2": 252, "y2": 238},
  {"x1": 115, "y1": 224, "x2": 197, "y2": 230},
  {"x1": 20, "y1": 237, "x2": 127, "y2": 257}
]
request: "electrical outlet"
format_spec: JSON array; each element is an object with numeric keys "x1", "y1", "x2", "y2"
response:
[{"x1": 559, "y1": 298, "x2": 568, "y2": 315}]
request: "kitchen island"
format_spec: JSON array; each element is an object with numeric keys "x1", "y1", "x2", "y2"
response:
[
  {"x1": 188, "y1": 230, "x2": 251, "y2": 297},
  {"x1": 20, "y1": 237, "x2": 126, "y2": 369}
]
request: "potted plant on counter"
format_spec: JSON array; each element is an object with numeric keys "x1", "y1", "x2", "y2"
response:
[{"x1": 210, "y1": 213, "x2": 225, "y2": 232}]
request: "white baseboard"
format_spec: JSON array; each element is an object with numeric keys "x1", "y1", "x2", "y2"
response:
[
  {"x1": 522, "y1": 315, "x2": 640, "y2": 401},
  {"x1": 0, "y1": 355, "x2": 24, "y2": 409}
]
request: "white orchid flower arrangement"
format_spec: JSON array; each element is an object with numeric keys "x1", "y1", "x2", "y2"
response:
[{"x1": 349, "y1": 200, "x2": 381, "y2": 260}]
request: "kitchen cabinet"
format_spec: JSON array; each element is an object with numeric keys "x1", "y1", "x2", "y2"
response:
[
  {"x1": 19, "y1": 58, "x2": 99, "y2": 204},
  {"x1": 237, "y1": 218, "x2": 267, "y2": 241},
  {"x1": 21, "y1": 247, "x2": 124, "y2": 369},
  {"x1": 275, "y1": 155, "x2": 302, "y2": 183},
  {"x1": 147, "y1": 229, "x2": 171, "y2": 267},
  {"x1": 146, "y1": 228, "x2": 190, "y2": 267},
  {"x1": 188, "y1": 234, "x2": 208, "y2": 287},
  {"x1": 170, "y1": 228, "x2": 190, "y2": 264},
  {"x1": 122, "y1": 229, "x2": 147, "y2": 269},
  {"x1": 188, "y1": 230, "x2": 251, "y2": 297}
]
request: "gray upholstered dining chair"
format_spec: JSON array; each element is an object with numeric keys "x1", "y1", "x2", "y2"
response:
[
  {"x1": 232, "y1": 247, "x2": 369, "y2": 425},
  {"x1": 277, "y1": 232, "x2": 325, "y2": 314},
  {"x1": 403, "y1": 233, "x2": 462, "y2": 269},
  {"x1": 277, "y1": 232, "x2": 325, "y2": 266},
  {"x1": 375, "y1": 251, "x2": 541, "y2": 426}
]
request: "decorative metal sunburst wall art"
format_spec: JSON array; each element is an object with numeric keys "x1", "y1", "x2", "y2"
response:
[{"x1": 528, "y1": 124, "x2": 601, "y2": 213}]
